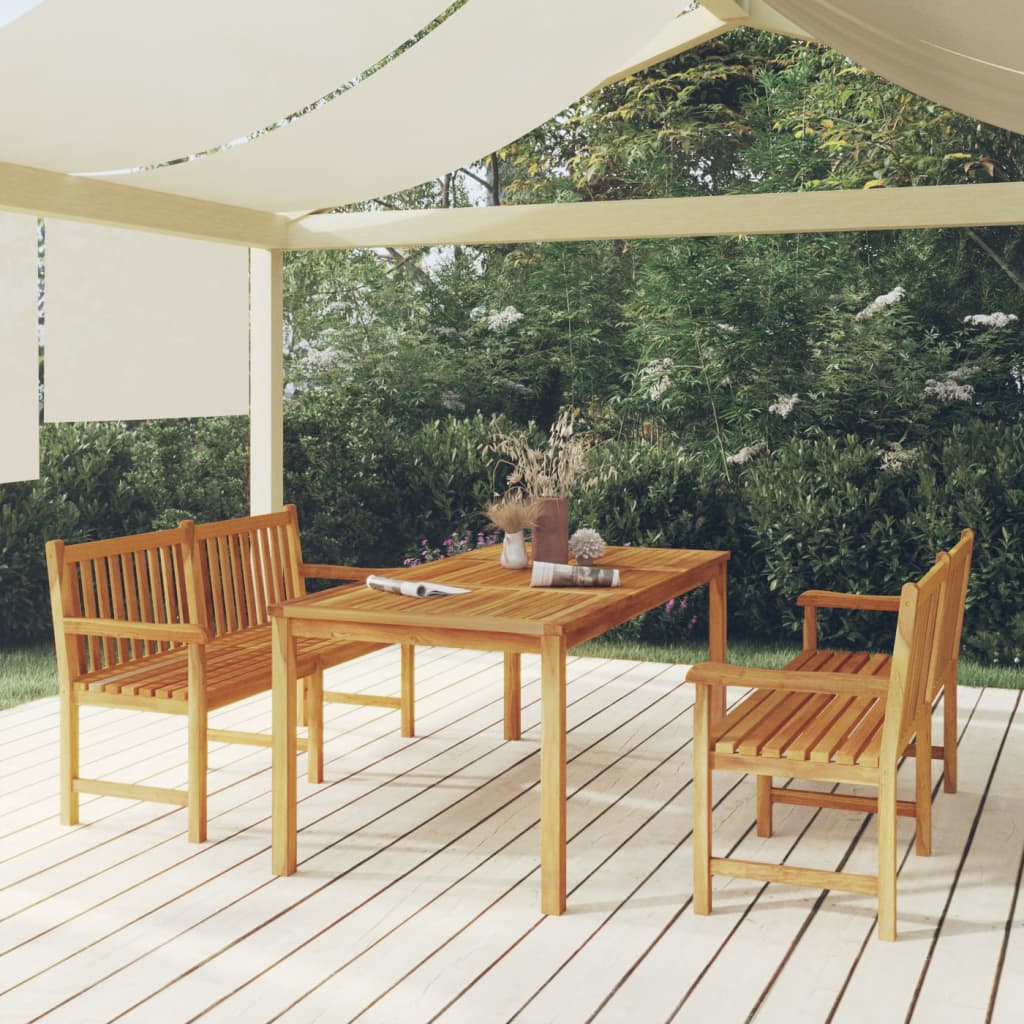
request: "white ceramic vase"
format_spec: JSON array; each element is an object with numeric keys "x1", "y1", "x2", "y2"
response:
[{"x1": 500, "y1": 530, "x2": 529, "y2": 569}]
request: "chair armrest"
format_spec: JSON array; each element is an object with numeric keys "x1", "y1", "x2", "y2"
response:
[
  {"x1": 300, "y1": 563, "x2": 384, "y2": 582},
  {"x1": 796, "y1": 590, "x2": 900, "y2": 612},
  {"x1": 61, "y1": 618, "x2": 211, "y2": 644},
  {"x1": 687, "y1": 661, "x2": 889, "y2": 697}
]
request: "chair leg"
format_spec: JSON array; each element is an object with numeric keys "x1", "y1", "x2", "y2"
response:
[
  {"x1": 877, "y1": 771, "x2": 897, "y2": 941},
  {"x1": 693, "y1": 683, "x2": 713, "y2": 916},
  {"x1": 943, "y1": 677, "x2": 958, "y2": 794},
  {"x1": 60, "y1": 688, "x2": 79, "y2": 826},
  {"x1": 757, "y1": 775, "x2": 773, "y2": 837},
  {"x1": 915, "y1": 709, "x2": 932, "y2": 857},
  {"x1": 307, "y1": 667, "x2": 324, "y2": 784},
  {"x1": 296, "y1": 677, "x2": 307, "y2": 728}
]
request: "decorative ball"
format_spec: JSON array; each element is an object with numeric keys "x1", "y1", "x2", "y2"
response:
[{"x1": 569, "y1": 527, "x2": 606, "y2": 566}]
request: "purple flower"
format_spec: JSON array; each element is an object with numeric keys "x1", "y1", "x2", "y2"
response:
[{"x1": 664, "y1": 599, "x2": 676, "y2": 614}]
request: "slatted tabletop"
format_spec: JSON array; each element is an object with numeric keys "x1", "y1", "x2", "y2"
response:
[
  {"x1": 1, "y1": 648, "x2": 1020, "y2": 1023},
  {"x1": 269, "y1": 547, "x2": 730, "y2": 914}
]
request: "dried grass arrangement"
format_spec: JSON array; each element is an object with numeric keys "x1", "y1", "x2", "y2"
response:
[
  {"x1": 483, "y1": 492, "x2": 541, "y2": 534},
  {"x1": 483, "y1": 408, "x2": 614, "y2": 498}
]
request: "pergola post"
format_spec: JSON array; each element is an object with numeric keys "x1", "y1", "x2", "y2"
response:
[{"x1": 249, "y1": 248, "x2": 284, "y2": 514}]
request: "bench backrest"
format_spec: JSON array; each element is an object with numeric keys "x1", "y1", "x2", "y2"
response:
[
  {"x1": 882, "y1": 554, "x2": 950, "y2": 762},
  {"x1": 930, "y1": 528, "x2": 974, "y2": 699},
  {"x1": 46, "y1": 526, "x2": 195, "y2": 679},
  {"x1": 188, "y1": 506, "x2": 306, "y2": 638}
]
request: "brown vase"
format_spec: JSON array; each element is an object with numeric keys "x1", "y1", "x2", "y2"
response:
[{"x1": 531, "y1": 496, "x2": 569, "y2": 564}]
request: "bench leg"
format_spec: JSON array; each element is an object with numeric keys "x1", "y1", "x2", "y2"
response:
[
  {"x1": 877, "y1": 773, "x2": 897, "y2": 941},
  {"x1": 187, "y1": 646, "x2": 208, "y2": 843},
  {"x1": 756, "y1": 775, "x2": 773, "y2": 837},
  {"x1": 401, "y1": 644, "x2": 415, "y2": 738},
  {"x1": 692, "y1": 684, "x2": 712, "y2": 916},
  {"x1": 943, "y1": 679, "x2": 958, "y2": 794},
  {"x1": 296, "y1": 677, "x2": 308, "y2": 728},
  {"x1": 60, "y1": 688, "x2": 79, "y2": 826},
  {"x1": 307, "y1": 667, "x2": 324, "y2": 784},
  {"x1": 915, "y1": 708, "x2": 932, "y2": 857}
]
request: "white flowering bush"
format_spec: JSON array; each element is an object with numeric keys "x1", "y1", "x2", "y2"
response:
[
  {"x1": 485, "y1": 306, "x2": 525, "y2": 332},
  {"x1": 855, "y1": 285, "x2": 906, "y2": 320},
  {"x1": 639, "y1": 357, "x2": 674, "y2": 400},
  {"x1": 963, "y1": 312, "x2": 1018, "y2": 329},
  {"x1": 768, "y1": 393, "x2": 800, "y2": 418},
  {"x1": 727, "y1": 442, "x2": 768, "y2": 465}
]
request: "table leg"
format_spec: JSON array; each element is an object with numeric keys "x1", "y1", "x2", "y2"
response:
[
  {"x1": 540, "y1": 633, "x2": 567, "y2": 915},
  {"x1": 504, "y1": 651, "x2": 522, "y2": 740},
  {"x1": 401, "y1": 643, "x2": 415, "y2": 737},
  {"x1": 272, "y1": 616, "x2": 297, "y2": 875},
  {"x1": 708, "y1": 564, "x2": 728, "y2": 723}
]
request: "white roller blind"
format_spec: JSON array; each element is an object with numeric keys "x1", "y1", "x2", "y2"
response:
[
  {"x1": 44, "y1": 221, "x2": 250, "y2": 422},
  {"x1": 0, "y1": 212, "x2": 39, "y2": 483}
]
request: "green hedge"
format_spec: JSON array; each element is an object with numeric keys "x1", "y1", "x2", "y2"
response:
[{"x1": 2, "y1": 412, "x2": 1021, "y2": 663}]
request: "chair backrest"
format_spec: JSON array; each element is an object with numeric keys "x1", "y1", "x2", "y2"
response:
[
  {"x1": 880, "y1": 554, "x2": 950, "y2": 762},
  {"x1": 188, "y1": 506, "x2": 306, "y2": 638},
  {"x1": 46, "y1": 526, "x2": 194, "y2": 678},
  {"x1": 929, "y1": 528, "x2": 974, "y2": 699}
]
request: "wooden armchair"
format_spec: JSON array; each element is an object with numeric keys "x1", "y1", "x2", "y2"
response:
[
  {"x1": 688, "y1": 554, "x2": 950, "y2": 941},
  {"x1": 793, "y1": 529, "x2": 973, "y2": 793}
]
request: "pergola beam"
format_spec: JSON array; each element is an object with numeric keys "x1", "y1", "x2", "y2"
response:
[
  {"x1": 288, "y1": 183, "x2": 1024, "y2": 251},
  {"x1": 0, "y1": 161, "x2": 287, "y2": 248}
]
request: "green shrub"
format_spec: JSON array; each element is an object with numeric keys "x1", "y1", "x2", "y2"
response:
[
  {"x1": 741, "y1": 425, "x2": 1024, "y2": 661},
  {"x1": 0, "y1": 422, "x2": 154, "y2": 644}
]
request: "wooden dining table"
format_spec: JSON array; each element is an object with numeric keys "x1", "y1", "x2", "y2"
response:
[{"x1": 270, "y1": 544, "x2": 729, "y2": 915}]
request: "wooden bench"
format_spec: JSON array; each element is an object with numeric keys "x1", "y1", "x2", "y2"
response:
[
  {"x1": 690, "y1": 552, "x2": 952, "y2": 940},
  {"x1": 778, "y1": 528, "x2": 970, "y2": 806},
  {"x1": 46, "y1": 505, "x2": 408, "y2": 842}
]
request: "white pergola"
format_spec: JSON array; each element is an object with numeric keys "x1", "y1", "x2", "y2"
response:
[{"x1": 1, "y1": 0, "x2": 1022, "y2": 510}]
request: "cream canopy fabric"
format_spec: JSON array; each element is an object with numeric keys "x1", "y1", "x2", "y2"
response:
[
  {"x1": 766, "y1": 0, "x2": 1024, "y2": 136},
  {"x1": 94, "y1": 0, "x2": 685, "y2": 212},
  {"x1": 0, "y1": 0, "x2": 453, "y2": 173}
]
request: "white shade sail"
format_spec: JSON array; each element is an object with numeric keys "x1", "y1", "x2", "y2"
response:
[
  {"x1": 765, "y1": 0, "x2": 1024, "y2": 135},
  {"x1": 44, "y1": 222, "x2": 250, "y2": 423},
  {"x1": 93, "y1": 0, "x2": 685, "y2": 213},
  {"x1": 0, "y1": 213, "x2": 39, "y2": 483},
  {"x1": 0, "y1": 0, "x2": 452, "y2": 174}
]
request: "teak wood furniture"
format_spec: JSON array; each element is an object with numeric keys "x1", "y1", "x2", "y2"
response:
[
  {"x1": 688, "y1": 542, "x2": 963, "y2": 941},
  {"x1": 789, "y1": 529, "x2": 973, "y2": 796},
  {"x1": 45, "y1": 506, "x2": 405, "y2": 843},
  {"x1": 269, "y1": 545, "x2": 730, "y2": 915}
]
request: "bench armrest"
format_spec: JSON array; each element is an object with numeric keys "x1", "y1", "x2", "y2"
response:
[
  {"x1": 300, "y1": 563, "x2": 384, "y2": 583},
  {"x1": 62, "y1": 618, "x2": 211, "y2": 644},
  {"x1": 687, "y1": 661, "x2": 889, "y2": 697},
  {"x1": 796, "y1": 590, "x2": 900, "y2": 612}
]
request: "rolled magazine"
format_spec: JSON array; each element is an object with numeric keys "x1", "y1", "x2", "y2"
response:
[
  {"x1": 366, "y1": 575, "x2": 470, "y2": 599},
  {"x1": 530, "y1": 561, "x2": 621, "y2": 588}
]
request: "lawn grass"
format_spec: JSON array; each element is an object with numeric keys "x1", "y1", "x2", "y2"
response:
[
  {"x1": 0, "y1": 643, "x2": 58, "y2": 710},
  {"x1": 576, "y1": 637, "x2": 1024, "y2": 690},
  {"x1": 0, "y1": 637, "x2": 1020, "y2": 713}
]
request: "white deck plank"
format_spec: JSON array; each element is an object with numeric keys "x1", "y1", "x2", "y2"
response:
[
  {"x1": 0, "y1": 651, "x2": 1019, "y2": 1024},
  {"x1": 909, "y1": 691, "x2": 1024, "y2": 1023}
]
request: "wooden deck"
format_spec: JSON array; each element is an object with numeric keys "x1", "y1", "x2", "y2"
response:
[{"x1": 1, "y1": 647, "x2": 1021, "y2": 1023}]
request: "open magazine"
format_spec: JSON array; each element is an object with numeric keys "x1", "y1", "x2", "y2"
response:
[
  {"x1": 366, "y1": 575, "x2": 471, "y2": 599},
  {"x1": 530, "y1": 561, "x2": 621, "y2": 588}
]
